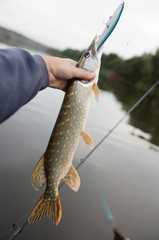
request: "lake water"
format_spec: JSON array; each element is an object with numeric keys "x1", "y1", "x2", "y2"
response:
[{"x1": 0, "y1": 47, "x2": 159, "y2": 240}]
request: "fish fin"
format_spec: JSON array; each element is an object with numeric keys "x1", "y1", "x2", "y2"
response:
[
  {"x1": 62, "y1": 165, "x2": 80, "y2": 192},
  {"x1": 92, "y1": 83, "x2": 99, "y2": 103},
  {"x1": 81, "y1": 131, "x2": 94, "y2": 149},
  {"x1": 31, "y1": 155, "x2": 46, "y2": 190},
  {"x1": 28, "y1": 194, "x2": 62, "y2": 225}
]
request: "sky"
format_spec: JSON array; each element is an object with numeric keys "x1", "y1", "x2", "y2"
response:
[{"x1": 0, "y1": 0, "x2": 159, "y2": 59}]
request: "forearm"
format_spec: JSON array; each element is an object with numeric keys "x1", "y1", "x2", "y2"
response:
[{"x1": 0, "y1": 48, "x2": 49, "y2": 123}]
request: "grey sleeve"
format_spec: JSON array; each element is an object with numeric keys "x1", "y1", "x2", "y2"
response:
[{"x1": 0, "y1": 48, "x2": 50, "y2": 123}]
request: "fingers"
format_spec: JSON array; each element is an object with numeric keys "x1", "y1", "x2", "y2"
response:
[
  {"x1": 54, "y1": 80, "x2": 67, "y2": 92},
  {"x1": 66, "y1": 59, "x2": 77, "y2": 66},
  {"x1": 43, "y1": 56, "x2": 96, "y2": 92},
  {"x1": 65, "y1": 59, "x2": 95, "y2": 80},
  {"x1": 72, "y1": 67, "x2": 95, "y2": 80},
  {"x1": 49, "y1": 78, "x2": 67, "y2": 92}
]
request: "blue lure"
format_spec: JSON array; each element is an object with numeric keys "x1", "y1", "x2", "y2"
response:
[{"x1": 97, "y1": 2, "x2": 125, "y2": 52}]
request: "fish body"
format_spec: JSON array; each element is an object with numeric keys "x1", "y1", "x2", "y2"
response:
[
  {"x1": 28, "y1": 36, "x2": 102, "y2": 225},
  {"x1": 28, "y1": 3, "x2": 125, "y2": 225}
]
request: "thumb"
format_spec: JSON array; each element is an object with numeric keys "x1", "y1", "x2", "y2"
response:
[{"x1": 73, "y1": 67, "x2": 95, "y2": 80}]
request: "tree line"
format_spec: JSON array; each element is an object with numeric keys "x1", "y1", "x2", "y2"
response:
[
  {"x1": 99, "y1": 49, "x2": 159, "y2": 91},
  {"x1": 48, "y1": 47, "x2": 159, "y2": 91}
]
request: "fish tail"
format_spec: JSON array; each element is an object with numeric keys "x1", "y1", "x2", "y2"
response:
[{"x1": 28, "y1": 194, "x2": 62, "y2": 225}]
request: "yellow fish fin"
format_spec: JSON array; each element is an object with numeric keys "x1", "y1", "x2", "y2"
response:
[
  {"x1": 92, "y1": 83, "x2": 99, "y2": 103},
  {"x1": 28, "y1": 194, "x2": 62, "y2": 226},
  {"x1": 81, "y1": 131, "x2": 94, "y2": 149},
  {"x1": 62, "y1": 165, "x2": 80, "y2": 192},
  {"x1": 31, "y1": 155, "x2": 46, "y2": 190}
]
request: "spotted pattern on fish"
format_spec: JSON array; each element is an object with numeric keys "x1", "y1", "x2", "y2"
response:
[
  {"x1": 44, "y1": 80, "x2": 93, "y2": 199},
  {"x1": 28, "y1": 35, "x2": 102, "y2": 225}
]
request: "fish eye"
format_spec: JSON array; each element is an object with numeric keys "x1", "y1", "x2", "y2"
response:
[{"x1": 84, "y1": 51, "x2": 90, "y2": 58}]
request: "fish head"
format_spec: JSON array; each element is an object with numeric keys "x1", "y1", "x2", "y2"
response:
[{"x1": 78, "y1": 35, "x2": 103, "y2": 74}]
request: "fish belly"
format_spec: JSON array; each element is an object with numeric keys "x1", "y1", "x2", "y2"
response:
[{"x1": 44, "y1": 81, "x2": 92, "y2": 185}]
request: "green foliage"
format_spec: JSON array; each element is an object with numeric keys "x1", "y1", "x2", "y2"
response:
[
  {"x1": 152, "y1": 48, "x2": 159, "y2": 81},
  {"x1": 1, "y1": 25, "x2": 159, "y2": 91},
  {"x1": 2, "y1": 26, "x2": 159, "y2": 146},
  {"x1": 47, "y1": 46, "x2": 159, "y2": 147},
  {"x1": 102, "y1": 53, "x2": 121, "y2": 70},
  {"x1": 120, "y1": 54, "x2": 153, "y2": 84},
  {"x1": 99, "y1": 50, "x2": 159, "y2": 91}
]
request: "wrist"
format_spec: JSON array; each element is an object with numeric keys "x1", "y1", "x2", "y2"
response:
[{"x1": 33, "y1": 55, "x2": 50, "y2": 89}]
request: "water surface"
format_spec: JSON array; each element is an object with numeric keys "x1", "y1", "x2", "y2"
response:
[{"x1": 0, "y1": 80, "x2": 159, "y2": 240}]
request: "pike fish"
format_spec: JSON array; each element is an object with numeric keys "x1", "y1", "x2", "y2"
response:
[
  {"x1": 28, "y1": 2, "x2": 125, "y2": 226},
  {"x1": 28, "y1": 36, "x2": 102, "y2": 225}
]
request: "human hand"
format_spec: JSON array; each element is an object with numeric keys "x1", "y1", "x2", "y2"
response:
[{"x1": 42, "y1": 56, "x2": 95, "y2": 91}]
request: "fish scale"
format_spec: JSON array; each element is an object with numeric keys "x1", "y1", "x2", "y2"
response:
[
  {"x1": 28, "y1": 2, "x2": 125, "y2": 223},
  {"x1": 5, "y1": 4, "x2": 125, "y2": 239},
  {"x1": 44, "y1": 81, "x2": 92, "y2": 180},
  {"x1": 28, "y1": 36, "x2": 101, "y2": 225}
]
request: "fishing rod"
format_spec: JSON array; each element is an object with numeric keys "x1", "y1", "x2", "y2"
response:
[
  {"x1": 3, "y1": 4, "x2": 127, "y2": 239},
  {"x1": 5, "y1": 79, "x2": 159, "y2": 240}
]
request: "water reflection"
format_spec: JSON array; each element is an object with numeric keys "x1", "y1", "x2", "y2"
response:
[
  {"x1": 1, "y1": 73, "x2": 159, "y2": 240},
  {"x1": 99, "y1": 78, "x2": 159, "y2": 147},
  {"x1": 1, "y1": 29, "x2": 159, "y2": 239}
]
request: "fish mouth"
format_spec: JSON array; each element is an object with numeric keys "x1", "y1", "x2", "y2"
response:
[
  {"x1": 87, "y1": 35, "x2": 98, "y2": 56},
  {"x1": 86, "y1": 34, "x2": 104, "y2": 60},
  {"x1": 88, "y1": 34, "x2": 105, "y2": 57},
  {"x1": 87, "y1": 2, "x2": 125, "y2": 55}
]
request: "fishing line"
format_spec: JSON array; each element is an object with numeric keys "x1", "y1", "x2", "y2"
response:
[
  {"x1": 119, "y1": 1, "x2": 135, "y2": 54},
  {"x1": 100, "y1": 1, "x2": 135, "y2": 92},
  {"x1": 4, "y1": 79, "x2": 159, "y2": 240}
]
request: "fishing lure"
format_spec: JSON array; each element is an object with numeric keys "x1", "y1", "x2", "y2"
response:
[
  {"x1": 28, "y1": 2, "x2": 125, "y2": 226},
  {"x1": 97, "y1": 2, "x2": 125, "y2": 52},
  {"x1": 7, "y1": 2, "x2": 126, "y2": 238}
]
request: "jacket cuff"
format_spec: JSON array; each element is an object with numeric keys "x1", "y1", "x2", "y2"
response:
[{"x1": 33, "y1": 54, "x2": 50, "y2": 90}]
